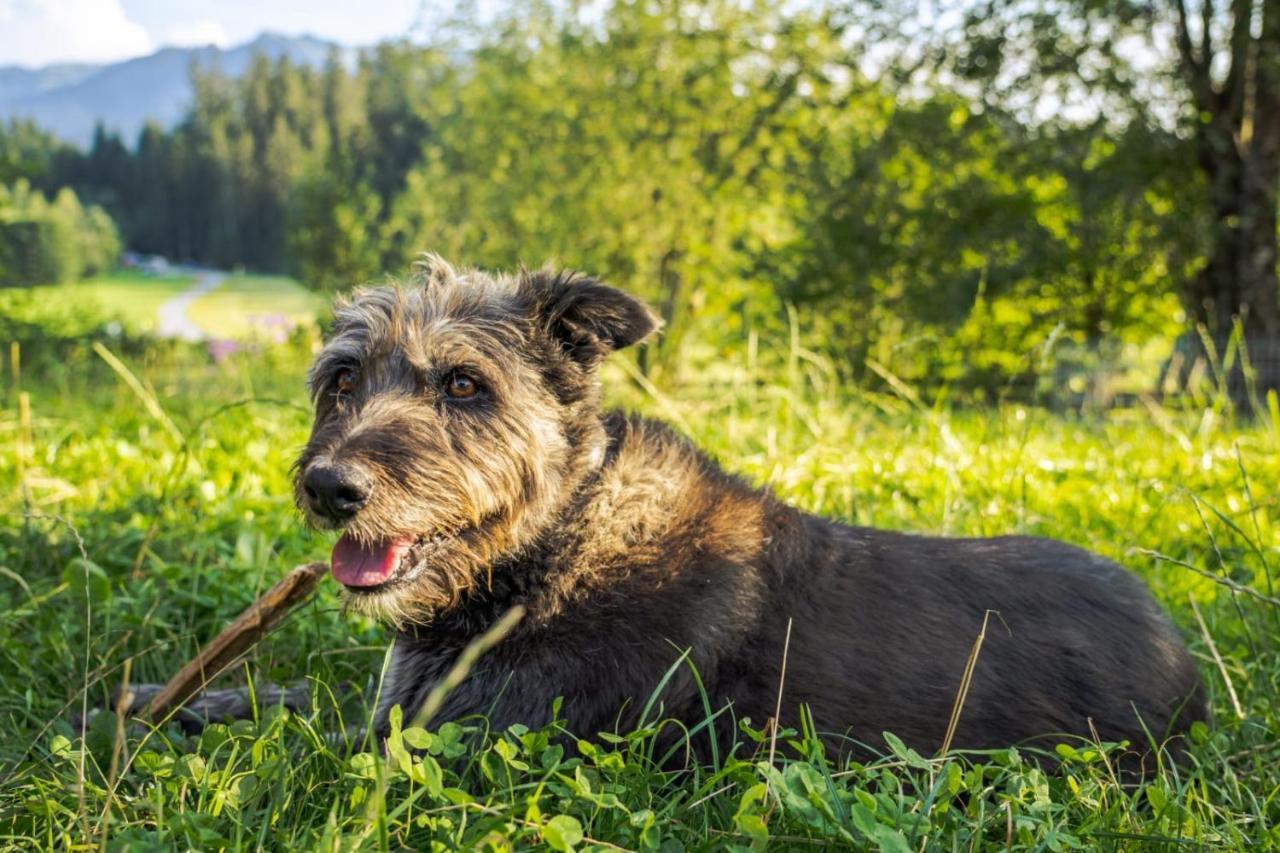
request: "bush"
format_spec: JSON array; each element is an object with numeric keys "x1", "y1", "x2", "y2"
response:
[
  {"x1": 0, "y1": 219, "x2": 64, "y2": 285},
  {"x1": 0, "y1": 181, "x2": 121, "y2": 286}
]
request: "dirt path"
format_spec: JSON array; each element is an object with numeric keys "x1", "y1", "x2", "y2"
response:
[{"x1": 156, "y1": 271, "x2": 226, "y2": 341}]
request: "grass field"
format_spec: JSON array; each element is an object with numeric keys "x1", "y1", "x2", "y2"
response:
[
  {"x1": 0, "y1": 319, "x2": 1278, "y2": 849},
  {"x1": 1, "y1": 270, "x2": 325, "y2": 340},
  {"x1": 8, "y1": 270, "x2": 196, "y2": 334},
  {"x1": 188, "y1": 274, "x2": 327, "y2": 341}
]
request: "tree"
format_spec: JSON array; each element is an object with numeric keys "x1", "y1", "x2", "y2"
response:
[
  {"x1": 1171, "y1": 0, "x2": 1280, "y2": 350},
  {"x1": 14, "y1": 1, "x2": 1233, "y2": 398},
  {"x1": 0, "y1": 181, "x2": 121, "y2": 286},
  {"x1": 0, "y1": 119, "x2": 72, "y2": 186},
  {"x1": 385, "y1": 0, "x2": 855, "y2": 375},
  {"x1": 893, "y1": 0, "x2": 1280, "y2": 392}
]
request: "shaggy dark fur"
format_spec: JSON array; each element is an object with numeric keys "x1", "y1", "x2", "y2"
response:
[
  {"x1": 113, "y1": 256, "x2": 1203, "y2": 769},
  {"x1": 286, "y1": 255, "x2": 1206, "y2": 768}
]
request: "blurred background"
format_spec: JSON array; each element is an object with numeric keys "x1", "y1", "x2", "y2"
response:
[{"x1": 1, "y1": 0, "x2": 1278, "y2": 407}]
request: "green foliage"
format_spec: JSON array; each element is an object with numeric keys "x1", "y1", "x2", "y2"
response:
[
  {"x1": 0, "y1": 180, "x2": 121, "y2": 287},
  {"x1": 381, "y1": 0, "x2": 851, "y2": 367},
  {"x1": 0, "y1": 281, "x2": 167, "y2": 388},
  {"x1": 10, "y1": 0, "x2": 1227, "y2": 392},
  {"x1": 0, "y1": 118, "x2": 74, "y2": 185},
  {"x1": 898, "y1": 0, "x2": 1280, "y2": 354},
  {"x1": 0, "y1": 309, "x2": 1277, "y2": 849},
  {"x1": 288, "y1": 164, "x2": 381, "y2": 292}
]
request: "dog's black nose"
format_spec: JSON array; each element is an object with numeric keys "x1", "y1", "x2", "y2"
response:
[{"x1": 303, "y1": 464, "x2": 372, "y2": 522}]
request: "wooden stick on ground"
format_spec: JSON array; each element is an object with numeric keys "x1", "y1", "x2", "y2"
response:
[{"x1": 142, "y1": 561, "x2": 329, "y2": 723}]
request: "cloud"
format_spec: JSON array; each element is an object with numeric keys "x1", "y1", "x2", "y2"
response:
[
  {"x1": 0, "y1": 0, "x2": 153, "y2": 66},
  {"x1": 163, "y1": 18, "x2": 230, "y2": 49}
]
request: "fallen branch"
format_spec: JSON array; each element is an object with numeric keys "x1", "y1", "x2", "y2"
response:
[{"x1": 142, "y1": 561, "x2": 328, "y2": 723}]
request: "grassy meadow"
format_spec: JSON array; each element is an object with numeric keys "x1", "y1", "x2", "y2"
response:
[
  {"x1": 13, "y1": 270, "x2": 196, "y2": 334},
  {"x1": 0, "y1": 312, "x2": 1278, "y2": 850},
  {"x1": 3, "y1": 271, "x2": 324, "y2": 341},
  {"x1": 187, "y1": 275, "x2": 328, "y2": 341}
]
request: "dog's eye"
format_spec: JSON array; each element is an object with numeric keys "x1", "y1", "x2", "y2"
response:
[
  {"x1": 335, "y1": 368, "x2": 357, "y2": 394},
  {"x1": 444, "y1": 371, "x2": 479, "y2": 400}
]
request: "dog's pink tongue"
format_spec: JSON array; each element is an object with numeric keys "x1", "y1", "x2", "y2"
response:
[{"x1": 331, "y1": 534, "x2": 414, "y2": 587}]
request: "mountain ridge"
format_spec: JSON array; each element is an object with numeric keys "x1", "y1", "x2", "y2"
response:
[{"x1": 0, "y1": 33, "x2": 345, "y2": 148}]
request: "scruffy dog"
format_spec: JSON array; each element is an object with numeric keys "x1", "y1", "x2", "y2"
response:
[{"x1": 287, "y1": 255, "x2": 1206, "y2": 767}]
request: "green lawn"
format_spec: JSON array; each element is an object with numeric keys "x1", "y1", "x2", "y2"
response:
[
  {"x1": 1, "y1": 270, "x2": 326, "y2": 341},
  {"x1": 0, "y1": 325, "x2": 1277, "y2": 849},
  {"x1": 5, "y1": 269, "x2": 195, "y2": 334},
  {"x1": 188, "y1": 273, "x2": 327, "y2": 340}
]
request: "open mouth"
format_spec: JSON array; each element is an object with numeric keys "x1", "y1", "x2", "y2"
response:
[{"x1": 330, "y1": 530, "x2": 458, "y2": 591}]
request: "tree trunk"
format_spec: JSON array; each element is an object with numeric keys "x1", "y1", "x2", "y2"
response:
[
  {"x1": 1176, "y1": 1, "x2": 1280, "y2": 401},
  {"x1": 1237, "y1": 1, "x2": 1280, "y2": 339},
  {"x1": 1190, "y1": 156, "x2": 1279, "y2": 337},
  {"x1": 1184, "y1": 148, "x2": 1280, "y2": 401}
]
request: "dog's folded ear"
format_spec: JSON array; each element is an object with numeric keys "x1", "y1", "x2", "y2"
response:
[{"x1": 522, "y1": 268, "x2": 661, "y2": 365}]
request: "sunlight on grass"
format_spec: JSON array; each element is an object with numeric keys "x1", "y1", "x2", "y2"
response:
[
  {"x1": 11, "y1": 270, "x2": 195, "y2": 334},
  {"x1": 0, "y1": 326, "x2": 1277, "y2": 849},
  {"x1": 188, "y1": 273, "x2": 327, "y2": 340}
]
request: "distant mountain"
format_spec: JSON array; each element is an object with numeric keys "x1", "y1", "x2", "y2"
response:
[
  {"x1": 0, "y1": 33, "x2": 343, "y2": 148},
  {"x1": 0, "y1": 63, "x2": 101, "y2": 104}
]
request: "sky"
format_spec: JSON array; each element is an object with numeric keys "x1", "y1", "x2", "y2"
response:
[{"x1": 0, "y1": 0, "x2": 430, "y2": 67}]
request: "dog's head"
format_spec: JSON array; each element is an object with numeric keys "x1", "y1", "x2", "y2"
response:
[{"x1": 295, "y1": 255, "x2": 659, "y2": 624}]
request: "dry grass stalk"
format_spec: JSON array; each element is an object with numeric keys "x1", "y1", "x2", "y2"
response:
[
  {"x1": 1189, "y1": 593, "x2": 1245, "y2": 719},
  {"x1": 410, "y1": 605, "x2": 526, "y2": 729},
  {"x1": 1135, "y1": 547, "x2": 1280, "y2": 607},
  {"x1": 767, "y1": 617, "x2": 794, "y2": 768},
  {"x1": 938, "y1": 610, "x2": 997, "y2": 759},
  {"x1": 91, "y1": 341, "x2": 184, "y2": 443}
]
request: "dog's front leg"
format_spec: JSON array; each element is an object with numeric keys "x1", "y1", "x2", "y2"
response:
[{"x1": 76, "y1": 681, "x2": 314, "y2": 734}]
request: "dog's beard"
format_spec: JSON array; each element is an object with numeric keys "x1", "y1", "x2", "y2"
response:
[
  {"x1": 335, "y1": 526, "x2": 493, "y2": 626},
  {"x1": 295, "y1": 432, "x2": 580, "y2": 626},
  {"x1": 323, "y1": 503, "x2": 534, "y2": 627}
]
